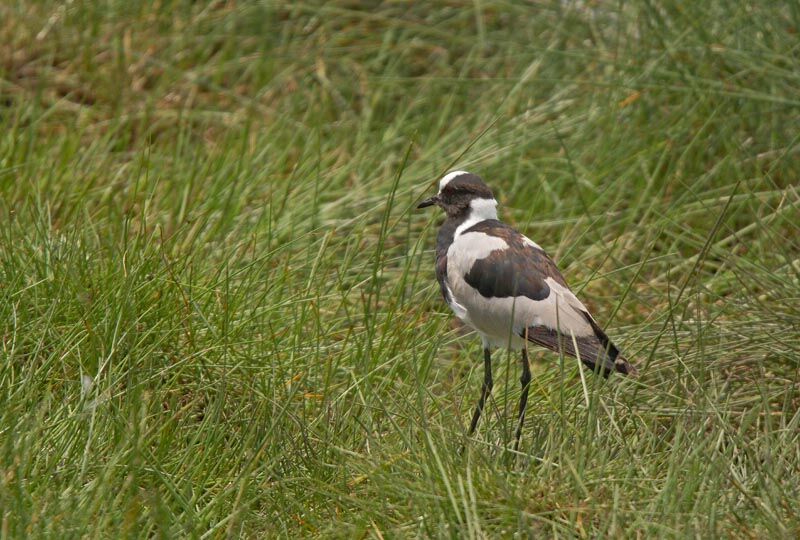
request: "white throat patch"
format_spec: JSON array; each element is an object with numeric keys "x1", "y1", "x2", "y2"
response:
[{"x1": 454, "y1": 198, "x2": 498, "y2": 237}]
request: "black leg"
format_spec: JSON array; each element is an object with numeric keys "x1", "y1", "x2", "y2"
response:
[
  {"x1": 514, "y1": 348, "x2": 532, "y2": 451},
  {"x1": 468, "y1": 348, "x2": 493, "y2": 435}
]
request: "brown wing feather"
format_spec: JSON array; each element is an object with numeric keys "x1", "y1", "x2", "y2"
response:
[
  {"x1": 462, "y1": 220, "x2": 637, "y2": 377},
  {"x1": 523, "y1": 317, "x2": 637, "y2": 377}
]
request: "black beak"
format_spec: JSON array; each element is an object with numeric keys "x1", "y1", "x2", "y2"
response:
[{"x1": 417, "y1": 196, "x2": 438, "y2": 209}]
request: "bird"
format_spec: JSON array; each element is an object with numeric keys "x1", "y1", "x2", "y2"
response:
[{"x1": 418, "y1": 170, "x2": 637, "y2": 450}]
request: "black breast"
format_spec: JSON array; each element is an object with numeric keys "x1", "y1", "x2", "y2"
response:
[{"x1": 434, "y1": 217, "x2": 461, "y2": 304}]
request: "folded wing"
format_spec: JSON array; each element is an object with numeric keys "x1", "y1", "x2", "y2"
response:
[{"x1": 461, "y1": 220, "x2": 637, "y2": 377}]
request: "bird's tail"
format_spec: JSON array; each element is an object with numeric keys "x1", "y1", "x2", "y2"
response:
[
  {"x1": 596, "y1": 338, "x2": 638, "y2": 377},
  {"x1": 523, "y1": 317, "x2": 638, "y2": 378},
  {"x1": 581, "y1": 315, "x2": 637, "y2": 377}
]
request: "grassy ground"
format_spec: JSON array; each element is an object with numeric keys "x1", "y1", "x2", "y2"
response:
[{"x1": 1, "y1": 1, "x2": 799, "y2": 537}]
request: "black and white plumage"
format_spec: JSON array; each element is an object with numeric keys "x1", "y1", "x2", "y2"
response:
[{"x1": 419, "y1": 171, "x2": 636, "y2": 449}]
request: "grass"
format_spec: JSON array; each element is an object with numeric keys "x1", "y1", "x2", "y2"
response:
[{"x1": 1, "y1": 0, "x2": 799, "y2": 537}]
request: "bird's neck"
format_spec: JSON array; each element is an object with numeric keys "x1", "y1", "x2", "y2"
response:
[
  {"x1": 437, "y1": 198, "x2": 499, "y2": 258},
  {"x1": 451, "y1": 198, "x2": 498, "y2": 237},
  {"x1": 466, "y1": 198, "x2": 498, "y2": 221}
]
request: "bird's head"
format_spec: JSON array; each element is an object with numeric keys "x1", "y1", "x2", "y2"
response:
[{"x1": 418, "y1": 170, "x2": 497, "y2": 219}]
